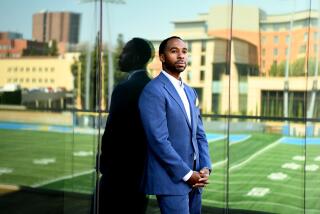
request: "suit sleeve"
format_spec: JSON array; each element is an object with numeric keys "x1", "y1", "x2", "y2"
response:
[
  {"x1": 193, "y1": 89, "x2": 212, "y2": 171},
  {"x1": 139, "y1": 85, "x2": 191, "y2": 182}
]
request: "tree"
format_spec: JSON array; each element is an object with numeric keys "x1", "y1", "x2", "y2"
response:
[{"x1": 71, "y1": 33, "x2": 128, "y2": 110}]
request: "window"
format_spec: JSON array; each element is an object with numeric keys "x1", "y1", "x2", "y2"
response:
[
  {"x1": 187, "y1": 71, "x2": 192, "y2": 81},
  {"x1": 273, "y1": 48, "x2": 278, "y2": 57},
  {"x1": 39, "y1": 67, "x2": 42, "y2": 72},
  {"x1": 299, "y1": 45, "x2": 306, "y2": 53},
  {"x1": 200, "y1": 70, "x2": 205, "y2": 81},
  {"x1": 273, "y1": 36, "x2": 279, "y2": 44},
  {"x1": 32, "y1": 78, "x2": 36, "y2": 83},
  {"x1": 262, "y1": 60, "x2": 265, "y2": 68},
  {"x1": 32, "y1": 67, "x2": 36, "y2": 72},
  {"x1": 7, "y1": 78, "x2": 11, "y2": 82},
  {"x1": 188, "y1": 55, "x2": 192, "y2": 66},
  {"x1": 26, "y1": 67, "x2": 30, "y2": 72},
  {"x1": 304, "y1": 32, "x2": 308, "y2": 42},
  {"x1": 26, "y1": 78, "x2": 29, "y2": 83},
  {"x1": 201, "y1": 55, "x2": 205, "y2": 66},
  {"x1": 273, "y1": 24, "x2": 280, "y2": 31},
  {"x1": 187, "y1": 42, "x2": 192, "y2": 52},
  {"x1": 314, "y1": 32, "x2": 318, "y2": 39},
  {"x1": 38, "y1": 78, "x2": 42, "y2": 83},
  {"x1": 7, "y1": 67, "x2": 11, "y2": 72},
  {"x1": 201, "y1": 40, "x2": 206, "y2": 52},
  {"x1": 50, "y1": 67, "x2": 55, "y2": 72},
  {"x1": 262, "y1": 48, "x2": 266, "y2": 56},
  {"x1": 50, "y1": 79, "x2": 55, "y2": 83},
  {"x1": 20, "y1": 67, "x2": 24, "y2": 72},
  {"x1": 286, "y1": 35, "x2": 290, "y2": 44},
  {"x1": 261, "y1": 36, "x2": 266, "y2": 44}
]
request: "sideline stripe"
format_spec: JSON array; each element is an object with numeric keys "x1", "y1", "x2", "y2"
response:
[{"x1": 31, "y1": 169, "x2": 95, "y2": 188}]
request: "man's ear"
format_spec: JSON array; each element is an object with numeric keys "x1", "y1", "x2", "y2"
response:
[{"x1": 159, "y1": 54, "x2": 165, "y2": 63}]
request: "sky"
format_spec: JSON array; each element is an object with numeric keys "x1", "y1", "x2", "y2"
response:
[{"x1": 0, "y1": 0, "x2": 315, "y2": 45}]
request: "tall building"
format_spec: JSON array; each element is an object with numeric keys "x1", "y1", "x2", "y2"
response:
[{"x1": 32, "y1": 11, "x2": 81, "y2": 53}]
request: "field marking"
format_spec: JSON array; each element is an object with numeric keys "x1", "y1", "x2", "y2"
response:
[
  {"x1": 267, "y1": 172, "x2": 288, "y2": 181},
  {"x1": 0, "y1": 167, "x2": 13, "y2": 175},
  {"x1": 306, "y1": 164, "x2": 319, "y2": 171},
  {"x1": 229, "y1": 138, "x2": 283, "y2": 172},
  {"x1": 211, "y1": 159, "x2": 227, "y2": 168},
  {"x1": 293, "y1": 155, "x2": 305, "y2": 161},
  {"x1": 31, "y1": 169, "x2": 95, "y2": 188},
  {"x1": 246, "y1": 187, "x2": 270, "y2": 197},
  {"x1": 73, "y1": 151, "x2": 93, "y2": 157},
  {"x1": 202, "y1": 199, "x2": 306, "y2": 212},
  {"x1": 282, "y1": 162, "x2": 301, "y2": 170},
  {"x1": 33, "y1": 158, "x2": 56, "y2": 165}
]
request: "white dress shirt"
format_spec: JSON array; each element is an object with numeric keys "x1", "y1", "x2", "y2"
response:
[{"x1": 161, "y1": 70, "x2": 193, "y2": 182}]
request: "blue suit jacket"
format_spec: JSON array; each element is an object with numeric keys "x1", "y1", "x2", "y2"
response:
[{"x1": 139, "y1": 72, "x2": 211, "y2": 195}]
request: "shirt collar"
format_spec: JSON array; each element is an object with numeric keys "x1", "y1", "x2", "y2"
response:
[{"x1": 161, "y1": 70, "x2": 184, "y2": 89}]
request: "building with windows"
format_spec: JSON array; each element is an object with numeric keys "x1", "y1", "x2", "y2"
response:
[
  {"x1": 149, "y1": 5, "x2": 320, "y2": 118},
  {"x1": 32, "y1": 11, "x2": 81, "y2": 53},
  {"x1": 0, "y1": 31, "x2": 48, "y2": 58},
  {"x1": 0, "y1": 54, "x2": 77, "y2": 91}
]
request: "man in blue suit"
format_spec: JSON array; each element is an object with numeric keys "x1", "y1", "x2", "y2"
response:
[{"x1": 139, "y1": 36, "x2": 212, "y2": 214}]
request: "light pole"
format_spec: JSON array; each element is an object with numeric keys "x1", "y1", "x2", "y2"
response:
[{"x1": 78, "y1": 2, "x2": 125, "y2": 214}]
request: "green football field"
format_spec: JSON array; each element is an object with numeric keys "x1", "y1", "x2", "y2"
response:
[{"x1": 0, "y1": 129, "x2": 320, "y2": 213}]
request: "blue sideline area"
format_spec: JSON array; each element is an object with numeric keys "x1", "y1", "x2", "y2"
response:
[
  {"x1": 0, "y1": 121, "x2": 73, "y2": 133},
  {"x1": 206, "y1": 133, "x2": 251, "y2": 144},
  {"x1": 280, "y1": 137, "x2": 320, "y2": 145}
]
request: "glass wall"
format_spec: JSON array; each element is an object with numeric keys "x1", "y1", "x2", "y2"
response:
[{"x1": 1, "y1": 0, "x2": 320, "y2": 213}]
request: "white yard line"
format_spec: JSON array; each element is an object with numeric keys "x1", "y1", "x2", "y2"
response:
[
  {"x1": 211, "y1": 138, "x2": 283, "y2": 170},
  {"x1": 229, "y1": 138, "x2": 283, "y2": 172},
  {"x1": 212, "y1": 159, "x2": 228, "y2": 168},
  {"x1": 31, "y1": 169, "x2": 95, "y2": 188}
]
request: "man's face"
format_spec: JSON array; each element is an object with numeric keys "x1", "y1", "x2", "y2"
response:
[{"x1": 160, "y1": 38, "x2": 188, "y2": 73}]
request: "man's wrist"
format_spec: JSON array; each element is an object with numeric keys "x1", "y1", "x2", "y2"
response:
[
  {"x1": 201, "y1": 167, "x2": 211, "y2": 174},
  {"x1": 182, "y1": 170, "x2": 193, "y2": 181}
]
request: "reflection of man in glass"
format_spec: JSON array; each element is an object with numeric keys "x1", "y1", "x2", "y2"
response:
[
  {"x1": 99, "y1": 38, "x2": 154, "y2": 214},
  {"x1": 139, "y1": 36, "x2": 211, "y2": 214}
]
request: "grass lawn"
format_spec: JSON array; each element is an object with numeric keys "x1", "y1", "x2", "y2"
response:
[{"x1": 1, "y1": 129, "x2": 320, "y2": 213}]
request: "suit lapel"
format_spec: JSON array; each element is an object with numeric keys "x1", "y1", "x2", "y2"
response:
[{"x1": 159, "y1": 73, "x2": 192, "y2": 129}]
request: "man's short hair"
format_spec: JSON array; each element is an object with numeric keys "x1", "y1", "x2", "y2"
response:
[{"x1": 158, "y1": 36, "x2": 182, "y2": 55}]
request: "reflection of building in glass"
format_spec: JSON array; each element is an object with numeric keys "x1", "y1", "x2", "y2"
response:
[
  {"x1": 0, "y1": 31, "x2": 48, "y2": 58},
  {"x1": 149, "y1": 5, "x2": 319, "y2": 116},
  {"x1": 32, "y1": 11, "x2": 81, "y2": 53}
]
